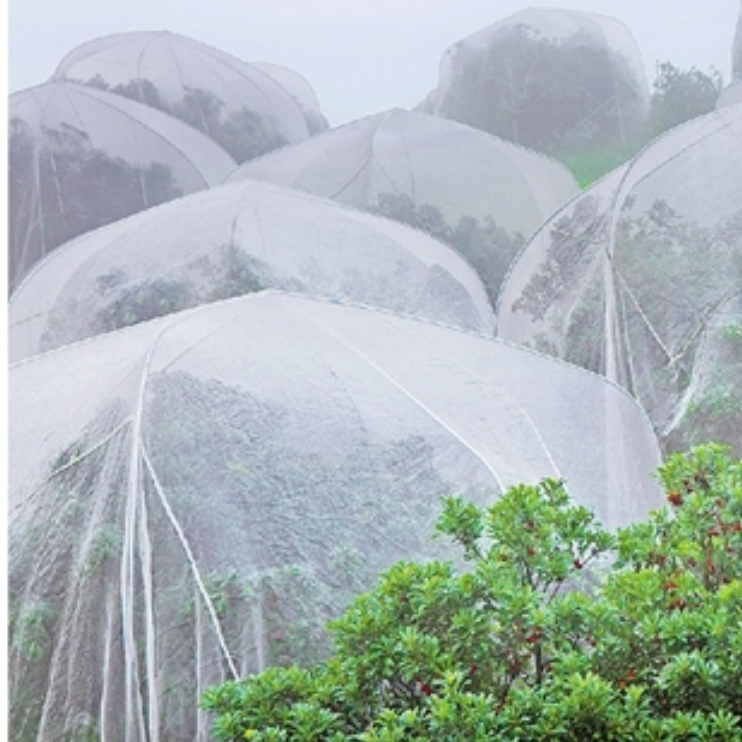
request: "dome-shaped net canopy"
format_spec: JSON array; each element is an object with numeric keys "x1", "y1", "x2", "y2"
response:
[
  {"x1": 9, "y1": 291, "x2": 662, "y2": 741},
  {"x1": 8, "y1": 81, "x2": 236, "y2": 292},
  {"x1": 9, "y1": 178, "x2": 494, "y2": 361},
  {"x1": 227, "y1": 109, "x2": 578, "y2": 308},
  {"x1": 53, "y1": 31, "x2": 316, "y2": 163},
  {"x1": 497, "y1": 103, "x2": 742, "y2": 453},
  {"x1": 251, "y1": 62, "x2": 329, "y2": 134},
  {"x1": 425, "y1": 8, "x2": 649, "y2": 159}
]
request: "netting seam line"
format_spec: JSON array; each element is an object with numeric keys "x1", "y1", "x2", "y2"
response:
[
  {"x1": 618, "y1": 281, "x2": 638, "y2": 395},
  {"x1": 138, "y1": 465, "x2": 160, "y2": 742},
  {"x1": 100, "y1": 591, "x2": 116, "y2": 742},
  {"x1": 398, "y1": 117, "x2": 418, "y2": 207},
  {"x1": 496, "y1": 109, "x2": 733, "y2": 326},
  {"x1": 191, "y1": 44, "x2": 286, "y2": 121},
  {"x1": 140, "y1": 443, "x2": 239, "y2": 679},
  {"x1": 10, "y1": 418, "x2": 133, "y2": 517},
  {"x1": 663, "y1": 289, "x2": 742, "y2": 437},
  {"x1": 400, "y1": 309, "x2": 565, "y2": 482},
  {"x1": 74, "y1": 85, "x2": 209, "y2": 191},
  {"x1": 304, "y1": 312, "x2": 506, "y2": 492},
  {"x1": 671, "y1": 289, "x2": 741, "y2": 366},
  {"x1": 612, "y1": 265, "x2": 674, "y2": 363},
  {"x1": 193, "y1": 34, "x2": 302, "y2": 123},
  {"x1": 271, "y1": 287, "x2": 658, "y2": 442},
  {"x1": 370, "y1": 110, "x2": 403, "y2": 196},
  {"x1": 615, "y1": 266, "x2": 738, "y2": 372},
  {"x1": 327, "y1": 119, "x2": 378, "y2": 201}
]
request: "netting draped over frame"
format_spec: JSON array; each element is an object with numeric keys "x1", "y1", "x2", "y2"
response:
[
  {"x1": 9, "y1": 291, "x2": 662, "y2": 742},
  {"x1": 228, "y1": 109, "x2": 578, "y2": 307},
  {"x1": 53, "y1": 30, "x2": 323, "y2": 161},
  {"x1": 9, "y1": 178, "x2": 495, "y2": 361},
  {"x1": 424, "y1": 7, "x2": 649, "y2": 157},
  {"x1": 9, "y1": 81, "x2": 237, "y2": 291},
  {"x1": 251, "y1": 62, "x2": 329, "y2": 134},
  {"x1": 497, "y1": 103, "x2": 742, "y2": 454}
]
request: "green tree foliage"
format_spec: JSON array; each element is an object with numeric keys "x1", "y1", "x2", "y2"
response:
[
  {"x1": 561, "y1": 60, "x2": 722, "y2": 186},
  {"x1": 202, "y1": 444, "x2": 742, "y2": 740},
  {"x1": 649, "y1": 62, "x2": 722, "y2": 135}
]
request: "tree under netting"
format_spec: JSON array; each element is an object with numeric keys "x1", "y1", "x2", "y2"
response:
[
  {"x1": 52, "y1": 30, "x2": 322, "y2": 163},
  {"x1": 8, "y1": 81, "x2": 237, "y2": 292},
  {"x1": 496, "y1": 102, "x2": 742, "y2": 455},
  {"x1": 9, "y1": 178, "x2": 495, "y2": 361},
  {"x1": 9, "y1": 291, "x2": 663, "y2": 741},
  {"x1": 251, "y1": 62, "x2": 329, "y2": 135},
  {"x1": 422, "y1": 7, "x2": 649, "y2": 161},
  {"x1": 228, "y1": 108, "x2": 577, "y2": 308}
]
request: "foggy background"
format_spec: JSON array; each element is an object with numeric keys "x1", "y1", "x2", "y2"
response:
[{"x1": 9, "y1": 0, "x2": 739, "y2": 126}]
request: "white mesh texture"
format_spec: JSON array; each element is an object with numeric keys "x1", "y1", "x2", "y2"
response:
[
  {"x1": 9, "y1": 81, "x2": 236, "y2": 291},
  {"x1": 53, "y1": 30, "x2": 314, "y2": 160},
  {"x1": 9, "y1": 178, "x2": 496, "y2": 361},
  {"x1": 9, "y1": 292, "x2": 662, "y2": 741},
  {"x1": 228, "y1": 109, "x2": 578, "y2": 309},
  {"x1": 430, "y1": 8, "x2": 649, "y2": 156},
  {"x1": 497, "y1": 103, "x2": 742, "y2": 452}
]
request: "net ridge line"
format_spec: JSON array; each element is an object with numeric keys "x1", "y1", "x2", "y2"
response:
[
  {"x1": 296, "y1": 303, "x2": 520, "y2": 492},
  {"x1": 121, "y1": 334, "x2": 154, "y2": 741},
  {"x1": 495, "y1": 106, "x2": 738, "y2": 325},
  {"x1": 140, "y1": 442, "x2": 239, "y2": 680},
  {"x1": 10, "y1": 417, "x2": 133, "y2": 518}
]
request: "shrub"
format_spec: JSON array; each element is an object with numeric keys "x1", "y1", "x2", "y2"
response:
[{"x1": 202, "y1": 444, "x2": 742, "y2": 740}]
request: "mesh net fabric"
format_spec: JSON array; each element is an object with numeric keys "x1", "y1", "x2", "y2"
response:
[
  {"x1": 228, "y1": 109, "x2": 577, "y2": 237},
  {"x1": 718, "y1": 81, "x2": 742, "y2": 109},
  {"x1": 251, "y1": 62, "x2": 329, "y2": 134},
  {"x1": 9, "y1": 178, "x2": 495, "y2": 361},
  {"x1": 227, "y1": 109, "x2": 578, "y2": 308},
  {"x1": 52, "y1": 30, "x2": 316, "y2": 161},
  {"x1": 9, "y1": 291, "x2": 662, "y2": 741},
  {"x1": 497, "y1": 103, "x2": 742, "y2": 453},
  {"x1": 8, "y1": 81, "x2": 236, "y2": 292},
  {"x1": 427, "y1": 7, "x2": 649, "y2": 157}
]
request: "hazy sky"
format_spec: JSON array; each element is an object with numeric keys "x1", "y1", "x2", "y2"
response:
[{"x1": 9, "y1": 0, "x2": 740, "y2": 125}]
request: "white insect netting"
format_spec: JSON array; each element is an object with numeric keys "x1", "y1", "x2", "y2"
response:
[
  {"x1": 664, "y1": 293, "x2": 742, "y2": 455},
  {"x1": 251, "y1": 62, "x2": 328, "y2": 134},
  {"x1": 424, "y1": 7, "x2": 649, "y2": 158},
  {"x1": 718, "y1": 82, "x2": 742, "y2": 109},
  {"x1": 9, "y1": 178, "x2": 495, "y2": 361},
  {"x1": 52, "y1": 30, "x2": 320, "y2": 162},
  {"x1": 9, "y1": 291, "x2": 663, "y2": 742},
  {"x1": 227, "y1": 108, "x2": 578, "y2": 307},
  {"x1": 9, "y1": 81, "x2": 237, "y2": 292},
  {"x1": 497, "y1": 103, "x2": 742, "y2": 454}
]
